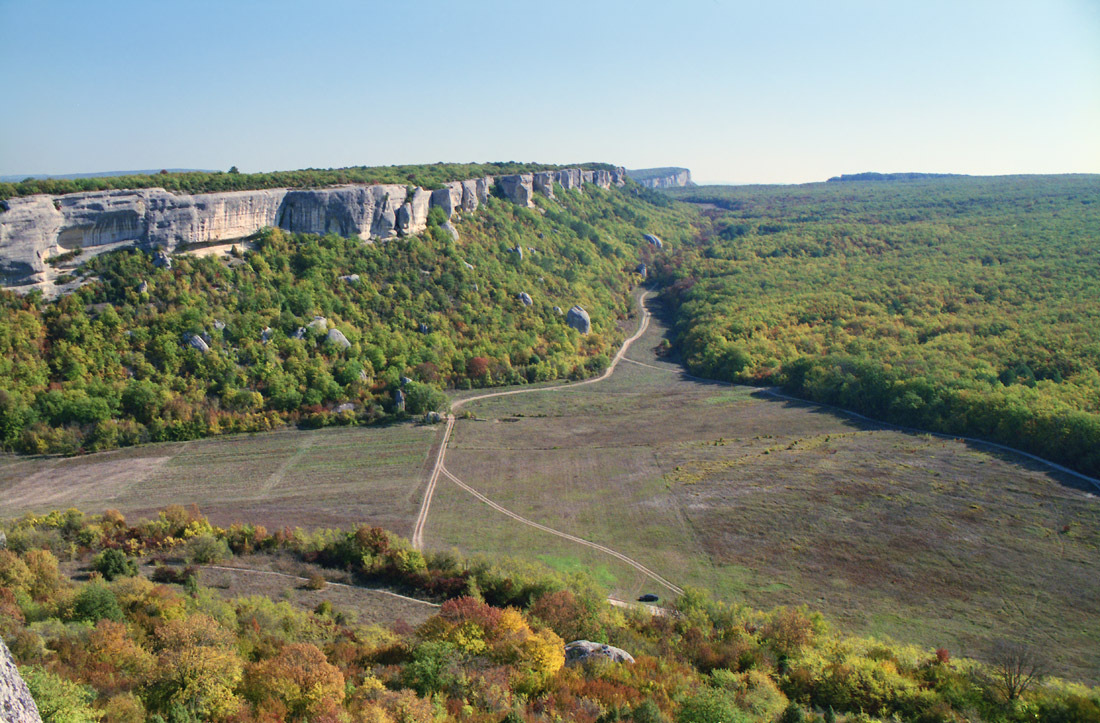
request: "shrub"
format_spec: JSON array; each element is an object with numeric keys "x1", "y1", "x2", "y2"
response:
[
  {"x1": 185, "y1": 533, "x2": 231, "y2": 564},
  {"x1": 92, "y1": 548, "x2": 137, "y2": 581},
  {"x1": 71, "y1": 582, "x2": 124, "y2": 623}
]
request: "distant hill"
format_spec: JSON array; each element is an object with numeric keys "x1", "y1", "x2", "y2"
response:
[
  {"x1": 827, "y1": 171, "x2": 966, "y2": 182},
  {"x1": 0, "y1": 168, "x2": 215, "y2": 182}
]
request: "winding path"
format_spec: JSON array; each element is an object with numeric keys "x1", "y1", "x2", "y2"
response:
[
  {"x1": 412, "y1": 287, "x2": 1100, "y2": 598},
  {"x1": 411, "y1": 291, "x2": 684, "y2": 596}
]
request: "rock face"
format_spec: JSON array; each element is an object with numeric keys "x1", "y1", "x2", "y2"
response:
[
  {"x1": 566, "y1": 305, "x2": 591, "y2": 334},
  {"x1": 564, "y1": 640, "x2": 635, "y2": 666},
  {"x1": 499, "y1": 174, "x2": 534, "y2": 207},
  {"x1": 533, "y1": 172, "x2": 556, "y2": 199},
  {"x1": 0, "y1": 639, "x2": 42, "y2": 723},
  {"x1": 626, "y1": 167, "x2": 693, "y2": 188},
  {"x1": 0, "y1": 166, "x2": 627, "y2": 293}
]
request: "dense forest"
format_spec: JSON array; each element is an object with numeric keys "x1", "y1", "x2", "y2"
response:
[
  {"x1": 0, "y1": 162, "x2": 615, "y2": 201},
  {"x1": 0, "y1": 181, "x2": 694, "y2": 455},
  {"x1": 659, "y1": 176, "x2": 1100, "y2": 476},
  {"x1": 3, "y1": 506, "x2": 1096, "y2": 723}
]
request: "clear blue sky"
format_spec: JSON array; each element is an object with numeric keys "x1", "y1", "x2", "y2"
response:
[{"x1": 1, "y1": 0, "x2": 1097, "y2": 183}]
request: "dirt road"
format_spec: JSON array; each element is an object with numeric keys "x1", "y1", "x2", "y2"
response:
[{"x1": 411, "y1": 290, "x2": 684, "y2": 595}]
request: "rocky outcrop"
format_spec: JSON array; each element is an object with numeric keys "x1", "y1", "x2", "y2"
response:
[
  {"x1": 499, "y1": 174, "x2": 534, "y2": 207},
  {"x1": 564, "y1": 640, "x2": 635, "y2": 666},
  {"x1": 644, "y1": 234, "x2": 663, "y2": 249},
  {"x1": 566, "y1": 305, "x2": 591, "y2": 334},
  {"x1": 0, "y1": 166, "x2": 627, "y2": 293},
  {"x1": 185, "y1": 333, "x2": 210, "y2": 353},
  {"x1": 626, "y1": 167, "x2": 693, "y2": 188},
  {"x1": 518, "y1": 292, "x2": 533, "y2": 306},
  {"x1": 1, "y1": 639, "x2": 42, "y2": 723},
  {"x1": 533, "y1": 172, "x2": 555, "y2": 199},
  {"x1": 326, "y1": 328, "x2": 351, "y2": 350}
]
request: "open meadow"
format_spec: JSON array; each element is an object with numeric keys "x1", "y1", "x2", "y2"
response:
[
  {"x1": 0, "y1": 423, "x2": 437, "y2": 533},
  {"x1": 3, "y1": 295, "x2": 1097, "y2": 681},
  {"x1": 429, "y1": 295, "x2": 1100, "y2": 682}
]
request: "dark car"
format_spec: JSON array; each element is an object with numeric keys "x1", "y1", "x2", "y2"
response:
[{"x1": 637, "y1": 594, "x2": 659, "y2": 603}]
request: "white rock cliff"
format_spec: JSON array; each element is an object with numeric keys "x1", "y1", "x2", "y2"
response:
[{"x1": 0, "y1": 166, "x2": 626, "y2": 293}]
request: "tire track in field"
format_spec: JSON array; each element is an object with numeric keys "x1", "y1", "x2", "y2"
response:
[{"x1": 413, "y1": 290, "x2": 685, "y2": 596}]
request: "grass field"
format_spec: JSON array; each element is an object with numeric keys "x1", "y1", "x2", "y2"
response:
[
  {"x1": 0, "y1": 423, "x2": 437, "y2": 534},
  {"x1": 3, "y1": 295, "x2": 1097, "y2": 680},
  {"x1": 428, "y1": 296, "x2": 1100, "y2": 682}
]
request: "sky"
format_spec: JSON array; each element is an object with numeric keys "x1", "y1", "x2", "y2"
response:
[{"x1": 1, "y1": 0, "x2": 1097, "y2": 184}]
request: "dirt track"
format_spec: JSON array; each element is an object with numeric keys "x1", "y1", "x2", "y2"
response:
[{"x1": 411, "y1": 289, "x2": 684, "y2": 595}]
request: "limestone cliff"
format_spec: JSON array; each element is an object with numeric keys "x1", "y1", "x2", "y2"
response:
[
  {"x1": 0, "y1": 166, "x2": 625, "y2": 293},
  {"x1": 625, "y1": 167, "x2": 692, "y2": 189},
  {"x1": 1, "y1": 639, "x2": 42, "y2": 723}
]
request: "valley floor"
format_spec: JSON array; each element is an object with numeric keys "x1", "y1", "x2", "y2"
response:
[{"x1": 3, "y1": 291, "x2": 1097, "y2": 681}]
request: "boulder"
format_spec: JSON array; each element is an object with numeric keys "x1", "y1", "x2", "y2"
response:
[
  {"x1": 636, "y1": 262, "x2": 647, "y2": 279},
  {"x1": 462, "y1": 260, "x2": 475, "y2": 270},
  {"x1": 425, "y1": 411, "x2": 444, "y2": 424},
  {"x1": 292, "y1": 327, "x2": 307, "y2": 340},
  {"x1": 185, "y1": 333, "x2": 210, "y2": 353},
  {"x1": 213, "y1": 319, "x2": 226, "y2": 331},
  {"x1": 137, "y1": 280, "x2": 148, "y2": 294},
  {"x1": 261, "y1": 327, "x2": 273, "y2": 343},
  {"x1": 394, "y1": 389, "x2": 406, "y2": 412},
  {"x1": 644, "y1": 234, "x2": 663, "y2": 249},
  {"x1": 339, "y1": 273, "x2": 360, "y2": 283},
  {"x1": 335, "y1": 402, "x2": 356, "y2": 414},
  {"x1": 307, "y1": 316, "x2": 328, "y2": 333},
  {"x1": 518, "y1": 292, "x2": 533, "y2": 306},
  {"x1": 400, "y1": 376, "x2": 413, "y2": 386},
  {"x1": 418, "y1": 323, "x2": 430, "y2": 334},
  {"x1": 511, "y1": 246, "x2": 523, "y2": 261},
  {"x1": 553, "y1": 306, "x2": 563, "y2": 315},
  {"x1": 566, "y1": 305, "x2": 591, "y2": 334},
  {"x1": 441, "y1": 220, "x2": 459, "y2": 241},
  {"x1": 564, "y1": 640, "x2": 635, "y2": 666},
  {"x1": 0, "y1": 639, "x2": 42, "y2": 722},
  {"x1": 153, "y1": 250, "x2": 172, "y2": 269},
  {"x1": 326, "y1": 328, "x2": 351, "y2": 350}
]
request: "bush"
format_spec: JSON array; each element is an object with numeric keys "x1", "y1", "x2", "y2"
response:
[
  {"x1": 71, "y1": 582, "x2": 124, "y2": 623},
  {"x1": 185, "y1": 534, "x2": 231, "y2": 564},
  {"x1": 92, "y1": 548, "x2": 137, "y2": 581}
]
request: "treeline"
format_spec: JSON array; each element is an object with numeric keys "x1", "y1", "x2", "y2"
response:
[
  {"x1": 3, "y1": 506, "x2": 1097, "y2": 723},
  {"x1": 658, "y1": 175, "x2": 1100, "y2": 476},
  {"x1": 0, "y1": 182, "x2": 694, "y2": 455},
  {"x1": 0, "y1": 161, "x2": 616, "y2": 201}
]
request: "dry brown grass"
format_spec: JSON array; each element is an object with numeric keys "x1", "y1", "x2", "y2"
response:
[
  {"x1": 428, "y1": 296, "x2": 1100, "y2": 682},
  {"x1": 0, "y1": 424, "x2": 438, "y2": 534}
]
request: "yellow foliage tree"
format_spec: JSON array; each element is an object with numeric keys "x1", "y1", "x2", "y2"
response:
[{"x1": 243, "y1": 642, "x2": 345, "y2": 721}]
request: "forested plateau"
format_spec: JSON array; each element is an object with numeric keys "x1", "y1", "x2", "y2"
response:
[{"x1": 659, "y1": 175, "x2": 1100, "y2": 476}]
